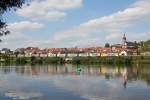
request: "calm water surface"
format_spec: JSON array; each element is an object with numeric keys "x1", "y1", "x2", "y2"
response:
[{"x1": 0, "y1": 64, "x2": 150, "y2": 100}]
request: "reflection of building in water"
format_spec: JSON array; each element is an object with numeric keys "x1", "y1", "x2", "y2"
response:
[
  {"x1": 121, "y1": 68, "x2": 127, "y2": 88},
  {"x1": 101, "y1": 65, "x2": 121, "y2": 79},
  {"x1": 121, "y1": 68, "x2": 127, "y2": 77},
  {"x1": 0, "y1": 64, "x2": 150, "y2": 85}
]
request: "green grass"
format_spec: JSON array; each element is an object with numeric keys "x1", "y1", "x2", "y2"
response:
[{"x1": 0, "y1": 54, "x2": 150, "y2": 65}]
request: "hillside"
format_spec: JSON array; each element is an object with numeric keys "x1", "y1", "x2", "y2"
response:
[{"x1": 142, "y1": 40, "x2": 150, "y2": 52}]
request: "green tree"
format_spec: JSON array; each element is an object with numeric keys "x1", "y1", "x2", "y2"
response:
[
  {"x1": 142, "y1": 40, "x2": 150, "y2": 52},
  {"x1": 0, "y1": 0, "x2": 26, "y2": 42},
  {"x1": 105, "y1": 43, "x2": 110, "y2": 48}
]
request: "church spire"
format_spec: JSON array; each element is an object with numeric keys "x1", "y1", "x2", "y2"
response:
[
  {"x1": 123, "y1": 34, "x2": 126, "y2": 41},
  {"x1": 123, "y1": 33, "x2": 127, "y2": 44},
  {"x1": 122, "y1": 33, "x2": 127, "y2": 49}
]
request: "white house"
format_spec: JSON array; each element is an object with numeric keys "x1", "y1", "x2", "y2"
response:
[
  {"x1": 40, "y1": 54, "x2": 48, "y2": 57},
  {"x1": 57, "y1": 52, "x2": 66, "y2": 57},
  {"x1": 78, "y1": 52, "x2": 89, "y2": 57},
  {"x1": 25, "y1": 52, "x2": 32, "y2": 57},
  {"x1": 89, "y1": 52, "x2": 99, "y2": 57},
  {"x1": 48, "y1": 53, "x2": 56, "y2": 57},
  {"x1": 67, "y1": 53, "x2": 78, "y2": 57}
]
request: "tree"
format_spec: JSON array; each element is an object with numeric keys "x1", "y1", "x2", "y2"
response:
[
  {"x1": 141, "y1": 40, "x2": 150, "y2": 52},
  {"x1": 105, "y1": 43, "x2": 110, "y2": 48},
  {"x1": 0, "y1": 0, "x2": 26, "y2": 41}
]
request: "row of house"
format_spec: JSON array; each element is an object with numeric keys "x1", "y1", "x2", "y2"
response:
[
  {"x1": 0, "y1": 46, "x2": 139, "y2": 57},
  {"x1": 13, "y1": 46, "x2": 139, "y2": 58},
  {"x1": 0, "y1": 34, "x2": 142, "y2": 57}
]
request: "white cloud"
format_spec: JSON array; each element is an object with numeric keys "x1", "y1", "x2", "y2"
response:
[
  {"x1": 17, "y1": 0, "x2": 82, "y2": 21},
  {"x1": 8, "y1": 21, "x2": 44, "y2": 30},
  {"x1": 5, "y1": 91, "x2": 43, "y2": 100},
  {"x1": 53, "y1": 0, "x2": 150, "y2": 46},
  {"x1": 31, "y1": 11, "x2": 66, "y2": 21},
  {"x1": 106, "y1": 33, "x2": 122, "y2": 40},
  {"x1": 1, "y1": 32, "x2": 25, "y2": 40},
  {"x1": 78, "y1": 0, "x2": 150, "y2": 34},
  {"x1": 0, "y1": 37, "x2": 55, "y2": 49},
  {"x1": 24, "y1": 39, "x2": 51, "y2": 47},
  {"x1": 106, "y1": 32, "x2": 150, "y2": 41},
  {"x1": 1, "y1": 0, "x2": 150, "y2": 49},
  {"x1": 125, "y1": 32, "x2": 150, "y2": 41}
]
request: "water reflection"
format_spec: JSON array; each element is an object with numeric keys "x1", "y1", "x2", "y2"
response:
[
  {"x1": 0, "y1": 64, "x2": 149, "y2": 85},
  {"x1": 0, "y1": 64, "x2": 150, "y2": 100}
]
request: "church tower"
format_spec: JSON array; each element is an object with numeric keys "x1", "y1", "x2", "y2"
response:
[{"x1": 122, "y1": 33, "x2": 127, "y2": 49}]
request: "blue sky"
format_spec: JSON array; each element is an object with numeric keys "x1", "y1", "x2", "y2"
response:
[{"x1": 0, "y1": 0, "x2": 150, "y2": 50}]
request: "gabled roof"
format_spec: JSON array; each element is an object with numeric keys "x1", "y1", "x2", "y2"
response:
[{"x1": 101, "y1": 48, "x2": 112, "y2": 53}]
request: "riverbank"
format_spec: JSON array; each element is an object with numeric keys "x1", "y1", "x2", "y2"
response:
[{"x1": 0, "y1": 54, "x2": 150, "y2": 65}]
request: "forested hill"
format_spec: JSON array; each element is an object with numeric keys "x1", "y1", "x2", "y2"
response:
[
  {"x1": 144, "y1": 40, "x2": 150, "y2": 45},
  {"x1": 142, "y1": 40, "x2": 150, "y2": 52}
]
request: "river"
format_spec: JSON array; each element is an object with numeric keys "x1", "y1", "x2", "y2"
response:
[{"x1": 0, "y1": 64, "x2": 150, "y2": 100}]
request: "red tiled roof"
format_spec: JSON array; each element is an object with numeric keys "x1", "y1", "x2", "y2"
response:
[
  {"x1": 47, "y1": 48, "x2": 64, "y2": 53},
  {"x1": 16, "y1": 46, "x2": 138, "y2": 54},
  {"x1": 101, "y1": 48, "x2": 112, "y2": 53}
]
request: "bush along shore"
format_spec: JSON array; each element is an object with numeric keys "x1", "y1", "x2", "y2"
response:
[{"x1": 0, "y1": 54, "x2": 150, "y2": 65}]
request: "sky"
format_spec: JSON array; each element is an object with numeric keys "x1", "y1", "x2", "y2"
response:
[{"x1": 0, "y1": 0, "x2": 150, "y2": 50}]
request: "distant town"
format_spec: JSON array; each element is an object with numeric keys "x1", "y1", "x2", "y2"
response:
[{"x1": 0, "y1": 34, "x2": 150, "y2": 58}]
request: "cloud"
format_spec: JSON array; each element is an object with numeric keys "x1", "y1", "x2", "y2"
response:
[
  {"x1": 0, "y1": 36, "x2": 55, "y2": 49},
  {"x1": 1, "y1": 0, "x2": 150, "y2": 49},
  {"x1": 1, "y1": 32, "x2": 25, "y2": 40},
  {"x1": 24, "y1": 39, "x2": 52, "y2": 47},
  {"x1": 106, "y1": 32, "x2": 150, "y2": 40},
  {"x1": 106, "y1": 33, "x2": 122, "y2": 40},
  {"x1": 5, "y1": 91, "x2": 43, "y2": 100},
  {"x1": 53, "y1": 0, "x2": 150, "y2": 46},
  {"x1": 16, "y1": 0, "x2": 82, "y2": 21},
  {"x1": 125, "y1": 32, "x2": 150, "y2": 41},
  {"x1": 8, "y1": 21, "x2": 44, "y2": 31}
]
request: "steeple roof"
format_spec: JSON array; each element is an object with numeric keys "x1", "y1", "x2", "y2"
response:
[{"x1": 123, "y1": 33, "x2": 126, "y2": 41}]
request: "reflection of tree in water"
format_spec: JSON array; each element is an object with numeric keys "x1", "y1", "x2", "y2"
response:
[
  {"x1": 31, "y1": 66, "x2": 40, "y2": 75},
  {"x1": 2, "y1": 66, "x2": 11, "y2": 74},
  {"x1": 15, "y1": 66, "x2": 25, "y2": 75},
  {"x1": 0, "y1": 64, "x2": 150, "y2": 85},
  {"x1": 126, "y1": 64, "x2": 150, "y2": 86},
  {"x1": 138, "y1": 65, "x2": 150, "y2": 86},
  {"x1": 102, "y1": 64, "x2": 150, "y2": 87}
]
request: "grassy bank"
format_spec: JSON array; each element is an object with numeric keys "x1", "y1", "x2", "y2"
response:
[
  {"x1": 0, "y1": 54, "x2": 150, "y2": 65},
  {"x1": 72, "y1": 56, "x2": 150, "y2": 64}
]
